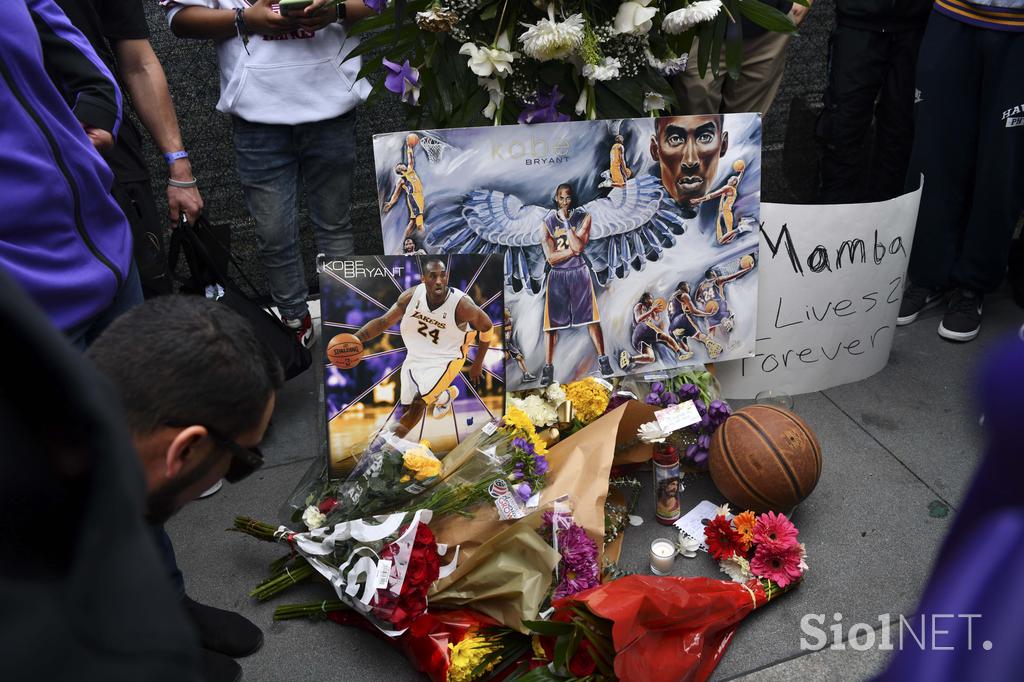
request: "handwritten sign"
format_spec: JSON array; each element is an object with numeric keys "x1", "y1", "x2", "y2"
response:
[{"x1": 716, "y1": 185, "x2": 922, "y2": 398}]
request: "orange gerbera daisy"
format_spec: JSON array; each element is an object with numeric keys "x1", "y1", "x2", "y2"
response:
[{"x1": 733, "y1": 511, "x2": 757, "y2": 550}]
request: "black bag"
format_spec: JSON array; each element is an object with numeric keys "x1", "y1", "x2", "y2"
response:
[{"x1": 168, "y1": 215, "x2": 312, "y2": 380}]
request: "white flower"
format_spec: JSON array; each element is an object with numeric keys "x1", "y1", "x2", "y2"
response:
[
  {"x1": 613, "y1": 0, "x2": 657, "y2": 36},
  {"x1": 575, "y1": 87, "x2": 589, "y2": 116},
  {"x1": 459, "y1": 39, "x2": 517, "y2": 78},
  {"x1": 643, "y1": 91, "x2": 667, "y2": 113},
  {"x1": 719, "y1": 554, "x2": 753, "y2": 583},
  {"x1": 637, "y1": 420, "x2": 669, "y2": 443},
  {"x1": 677, "y1": 533, "x2": 700, "y2": 557},
  {"x1": 302, "y1": 505, "x2": 326, "y2": 530},
  {"x1": 509, "y1": 395, "x2": 558, "y2": 427},
  {"x1": 545, "y1": 382, "x2": 566, "y2": 403},
  {"x1": 662, "y1": 0, "x2": 723, "y2": 34},
  {"x1": 479, "y1": 77, "x2": 504, "y2": 119},
  {"x1": 646, "y1": 48, "x2": 689, "y2": 76},
  {"x1": 519, "y1": 5, "x2": 584, "y2": 61},
  {"x1": 714, "y1": 502, "x2": 732, "y2": 518},
  {"x1": 582, "y1": 57, "x2": 621, "y2": 82}
]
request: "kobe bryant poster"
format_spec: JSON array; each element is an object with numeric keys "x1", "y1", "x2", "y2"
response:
[
  {"x1": 373, "y1": 115, "x2": 761, "y2": 390},
  {"x1": 319, "y1": 255, "x2": 505, "y2": 477}
]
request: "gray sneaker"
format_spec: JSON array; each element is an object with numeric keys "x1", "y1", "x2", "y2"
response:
[{"x1": 897, "y1": 285, "x2": 943, "y2": 326}]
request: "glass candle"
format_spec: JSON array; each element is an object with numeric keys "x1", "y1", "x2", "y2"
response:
[{"x1": 649, "y1": 538, "x2": 676, "y2": 575}]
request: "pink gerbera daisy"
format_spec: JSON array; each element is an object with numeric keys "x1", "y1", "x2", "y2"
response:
[
  {"x1": 750, "y1": 541, "x2": 804, "y2": 587},
  {"x1": 752, "y1": 511, "x2": 798, "y2": 547}
]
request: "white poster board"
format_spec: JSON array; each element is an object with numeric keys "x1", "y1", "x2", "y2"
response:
[{"x1": 716, "y1": 186, "x2": 922, "y2": 398}]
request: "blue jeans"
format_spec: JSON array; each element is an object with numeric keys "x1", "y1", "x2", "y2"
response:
[{"x1": 232, "y1": 112, "x2": 357, "y2": 321}]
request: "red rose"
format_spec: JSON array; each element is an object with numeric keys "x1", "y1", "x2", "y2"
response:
[
  {"x1": 568, "y1": 640, "x2": 597, "y2": 677},
  {"x1": 406, "y1": 560, "x2": 430, "y2": 588},
  {"x1": 381, "y1": 542, "x2": 399, "y2": 560},
  {"x1": 317, "y1": 497, "x2": 338, "y2": 514}
]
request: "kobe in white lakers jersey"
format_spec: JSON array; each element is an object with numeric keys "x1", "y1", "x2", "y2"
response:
[{"x1": 398, "y1": 283, "x2": 471, "y2": 405}]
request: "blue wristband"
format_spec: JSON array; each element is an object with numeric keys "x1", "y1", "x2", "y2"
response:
[{"x1": 164, "y1": 150, "x2": 189, "y2": 165}]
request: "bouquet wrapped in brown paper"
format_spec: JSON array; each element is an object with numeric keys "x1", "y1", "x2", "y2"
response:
[{"x1": 428, "y1": 400, "x2": 655, "y2": 630}]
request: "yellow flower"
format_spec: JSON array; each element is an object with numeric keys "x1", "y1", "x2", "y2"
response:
[
  {"x1": 419, "y1": 439, "x2": 432, "y2": 450},
  {"x1": 528, "y1": 433, "x2": 548, "y2": 456},
  {"x1": 502, "y1": 405, "x2": 536, "y2": 436},
  {"x1": 564, "y1": 378, "x2": 610, "y2": 423},
  {"x1": 447, "y1": 633, "x2": 497, "y2": 682},
  {"x1": 400, "y1": 475, "x2": 411, "y2": 483},
  {"x1": 403, "y1": 448, "x2": 442, "y2": 480}
]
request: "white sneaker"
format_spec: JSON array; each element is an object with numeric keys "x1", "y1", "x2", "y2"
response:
[
  {"x1": 431, "y1": 387, "x2": 459, "y2": 419},
  {"x1": 199, "y1": 479, "x2": 223, "y2": 499}
]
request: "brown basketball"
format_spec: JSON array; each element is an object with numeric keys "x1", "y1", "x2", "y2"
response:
[
  {"x1": 704, "y1": 300, "x2": 719, "y2": 315},
  {"x1": 709, "y1": 404, "x2": 822, "y2": 513},
  {"x1": 326, "y1": 333, "x2": 364, "y2": 369},
  {"x1": 653, "y1": 297, "x2": 666, "y2": 313}
]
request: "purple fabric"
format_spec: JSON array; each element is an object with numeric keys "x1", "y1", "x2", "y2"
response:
[
  {"x1": 877, "y1": 332, "x2": 1024, "y2": 680},
  {"x1": 518, "y1": 85, "x2": 570, "y2": 124},
  {"x1": 1, "y1": 0, "x2": 131, "y2": 333}
]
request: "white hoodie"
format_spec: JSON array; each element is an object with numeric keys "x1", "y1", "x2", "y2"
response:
[{"x1": 164, "y1": 0, "x2": 370, "y2": 125}]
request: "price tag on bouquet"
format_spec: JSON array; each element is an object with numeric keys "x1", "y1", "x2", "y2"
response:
[
  {"x1": 374, "y1": 559, "x2": 393, "y2": 589},
  {"x1": 655, "y1": 400, "x2": 702, "y2": 433}
]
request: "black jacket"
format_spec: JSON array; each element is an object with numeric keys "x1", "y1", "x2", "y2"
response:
[
  {"x1": 836, "y1": 0, "x2": 932, "y2": 31},
  {"x1": 0, "y1": 266, "x2": 200, "y2": 681}
]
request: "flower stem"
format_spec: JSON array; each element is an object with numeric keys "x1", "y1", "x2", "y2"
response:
[
  {"x1": 273, "y1": 599, "x2": 349, "y2": 621},
  {"x1": 250, "y1": 560, "x2": 314, "y2": 601}
]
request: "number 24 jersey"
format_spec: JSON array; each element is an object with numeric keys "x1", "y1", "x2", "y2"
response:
[{"x1": 400, "y1": 284, "x2": 471, "y2": 364}]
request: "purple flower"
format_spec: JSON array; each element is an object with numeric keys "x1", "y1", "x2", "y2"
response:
[
  {"x1": 708, "y1": 399, "x2": 731, "y2": 425},
  {"x1": 697, "y1": 433, "x2": 711, "y2": 450},
  {"x1": 679, "y1": 383, "x2": 700, "y2": 401},
  {"x1": 662, "y1": 391, "x2": 680, "y2": 406},
  {"x1": 518, "y1": 85, "x2": 570, "y2": 124},
  {"x1": 364, "y1": 0, "x2": 387, "y2": 13},
  {"x1": 685, "y1": 444, "x2": 699, "y2": 460},
  {"x1": 511, "y1": 436, "x2": 534, "y2": 456},
  {"x1": 515, "y1": 482, "x2": 533, "y2": 502},
  {"x1": 644, "y1": 393, "x2": 662, "y2": 406},
  {"x1": 606, "y1": 393, "x2": 632, "y2": 412},
  {"x1": 693, "y1": 449, "x2": 708, "y2": 465},
  {"x1": 650, "y1": 382, "x2": 665, "y2": 395},
  {"x1": 552, "y1": 523, "x2": 600, "y2": 599},
  {"x1": 382, "y1": 58, "x2": 420, "y2": 105},
  {"x1": 693, "y1": 398, "x2": 706, "y2": 414},
  {"x1": 700, "y1": 413, "x2": 712, "y2": 429},
  {"x1": 533, "y1": 453, "x2": 549, "y2": 476}
]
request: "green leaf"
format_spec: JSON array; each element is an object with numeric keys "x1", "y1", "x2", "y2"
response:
[
  {"x1": 479, "y1": 2, "x2": 499, "y2": 20},
  {"x1": 695, "y1": 20, "x2": 716, "y2": 79},
  {"x1": 509, "y1": 668, "x2": 564, "y2": 682},
  {"x1": 709, "y1": 14, "x2": 727, "y2": 77},
  {"x1": 737, "y1": 0, "x2": 797, "y2": 33},
  {"x1": 522, "y1": 619, "x2": 575, "y2": 636}
]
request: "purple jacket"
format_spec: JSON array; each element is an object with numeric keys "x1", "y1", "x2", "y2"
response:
[{"x1": 1, "y1": 0, "x2": 131, "y2": 333}]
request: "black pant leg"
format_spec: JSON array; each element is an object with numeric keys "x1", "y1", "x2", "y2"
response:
[
  {"x1": 111, "y1": 178, "x2": 171, "y2": 297},
  {"x1": 816, "y1": 25, "x2": 888, "y2": 203},
  {"x1": 868, "y1": 28, "x2": 925, "y2": 202},
  {"x1": 951, "y1": 28, "x2": 1024, "y2": 294},
  {"x1": 906, "y1": 12, "x2": 982, "y2": 290}
]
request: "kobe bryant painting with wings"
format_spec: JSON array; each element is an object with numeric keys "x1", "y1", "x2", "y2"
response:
[{"x1": 373, "y1": 115, "x2": 761, "y2": 391}]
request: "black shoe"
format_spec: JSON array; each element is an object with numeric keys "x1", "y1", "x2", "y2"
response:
[
  {"x1": 938, "y1": 289, "x2": 983, "y2": 342},
  {"x1": 521, "y1": 369, "x2": 537, "y2": 382},
  {"x1": 598, "y1": 355, "x2": 614, "y2": 377},
  {"x1": 540, "y1": 363, "x2": 554, "y2": 386},
  {"x1": 896, "y1": 284, "x2": 943, "y2": 326},
  {"x1": 201, "y1": 649, "x2": 242, "y2": 682},
  {"x1": 184, "y1": 596, "x2": 263, "y2": 658}
]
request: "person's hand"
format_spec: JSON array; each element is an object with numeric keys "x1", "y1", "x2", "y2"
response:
[
  {"x1": 83, "y1": 124, "x2": 113, "y2": 152},
  {"x1": 167, "y1": 186, "x2": 203, "y2": 227},
  {"x1": 244, "y1": 0, "x2": 297, "y2": 35},
  {"x1": 468, "y1": 361, "x2": 483, "y2": 386},
  {"x1": 382, "y1": 201, "x2": 394, "y2": 214},
  {"x1": 788, "y1": 2, "x2": 811, "y2": 27},
  {"x1": 294, "y1": 0, "x2": 337, "y2": 31}
]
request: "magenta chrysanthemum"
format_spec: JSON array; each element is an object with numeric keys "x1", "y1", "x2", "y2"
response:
[
  {"x1": 551, "y1": 522, "x2": 599, "y2": 599},
  {"x1": 750, "y1": 540, "x2": 804, "y2": 588},
  {"x1": 752, "y1": 511, "x2": 799, "y2": 547}
]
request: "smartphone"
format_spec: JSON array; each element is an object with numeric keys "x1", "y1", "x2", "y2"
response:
[{"x1": 278, "y1": 0, "x2": 314, "y2": 16}]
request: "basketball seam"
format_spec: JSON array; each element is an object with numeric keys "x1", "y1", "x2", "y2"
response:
[
  {"x1": 757, "y1": 405, "x2": 822, "y2": 481},
  {"x1": 719, "y1": 424, "x2": 777, "y2": 510},
  {"x1": 735, "y1": 412, "x2": 804, "y2": 501}
]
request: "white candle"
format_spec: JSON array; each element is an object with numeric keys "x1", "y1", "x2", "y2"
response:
[{"x1": 649, "y1": 538, "x2": 676, "y2": 575}]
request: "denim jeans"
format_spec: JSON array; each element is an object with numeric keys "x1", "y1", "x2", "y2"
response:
[{"x1": 232, "y1": 112, "x2": 357, "y2": 320}]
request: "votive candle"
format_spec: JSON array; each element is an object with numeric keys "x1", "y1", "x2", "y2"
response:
[{"x1": 649, "y1": 538, "x2": 676, "y2": 575}]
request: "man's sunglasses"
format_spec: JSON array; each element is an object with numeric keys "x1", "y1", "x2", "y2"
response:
[{"x1": 164, "y1": 421, "x2": 264, "y2": 483}]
